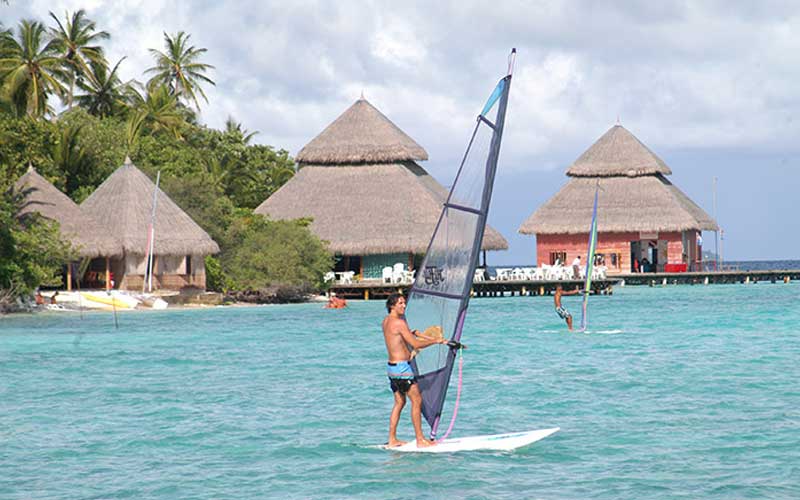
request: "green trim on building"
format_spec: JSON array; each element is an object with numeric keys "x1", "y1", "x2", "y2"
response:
[{"x1": 362, "y1": 253, "x2": 409, "y2": 279}]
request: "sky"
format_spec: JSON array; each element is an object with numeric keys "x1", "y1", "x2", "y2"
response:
[{"x1": 4, "y1": 1, "x2": 799, "y2": 263}]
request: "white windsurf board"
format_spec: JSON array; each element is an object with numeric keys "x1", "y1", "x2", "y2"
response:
[{"x1": 379, "y1": 427, "x2": 559, "y2": 453}]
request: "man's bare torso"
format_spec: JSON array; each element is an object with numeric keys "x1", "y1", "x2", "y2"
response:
[{"x1": 383, "y1": 314, "x2": 412, "y2": 363}]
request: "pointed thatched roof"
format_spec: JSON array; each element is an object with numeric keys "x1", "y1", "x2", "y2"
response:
[
  {"x1": 567, "y1": 124, "x2": 672, "y2": 177},
  {"x1": 519, "y1": 125, "x2": 717, "y2": 235},
  {"x1": 81, "y1": 158, "x2": 219, "y2": 256},
  {"x1": 519, "y1": 175, "x2": 718, "y2": 234},
  {"x1": 296, "y1": 98, "x2": 428, "y2": 164},
  {"x1": 255, "y1": 162, "x2": 508, "y2": 255},
  {"x1": 14, "y1": 167, "x2": 122, "y2": 257}
]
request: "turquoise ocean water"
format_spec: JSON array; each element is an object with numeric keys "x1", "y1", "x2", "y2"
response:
[{"x1": 2, "y1": 283, "x2": 799, "y2": 499}]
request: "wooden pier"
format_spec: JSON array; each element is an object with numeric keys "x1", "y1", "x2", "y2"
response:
[
  {"x1": 330, "y1": 278, "x2": 619, "y2": 300},
  {"x1": 329, "y1": 269, "x2": 798, "y2": 300},
  {"x1": 617, "y1": 269, "x2": 800, "y2": 286}
]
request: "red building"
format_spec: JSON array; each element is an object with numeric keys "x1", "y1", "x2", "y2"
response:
[{"x1": 519, "y1": 125, "x2": 718, "y2": 274}]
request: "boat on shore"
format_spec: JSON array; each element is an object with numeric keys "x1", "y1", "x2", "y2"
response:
[
  {"x1": 39, "y1": 290, "x2": 168, "y2": 311},
  {"x1": 80, "y1": 291, "x2": 140, "y2": 310}
]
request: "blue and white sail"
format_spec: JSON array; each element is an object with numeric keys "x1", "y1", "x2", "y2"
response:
[
  {"x1": 579, "y1": 183, "x2": 599, "y2": 332},
  {"x1": 407, "y1": 50, "x2": 515, "y2": 439}
]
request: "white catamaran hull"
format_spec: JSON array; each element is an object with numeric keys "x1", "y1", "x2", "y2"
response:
[{"x1": 381, "y1": 427, "x2": 559, "y2": 453}]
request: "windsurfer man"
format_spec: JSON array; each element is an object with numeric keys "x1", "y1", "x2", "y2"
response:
[
  {"x1": 554, "y1": 284, "x2": 581, "y2": 331},
  {"x1": 383, "y1": 293, "x2": 447, "y2": 448}
]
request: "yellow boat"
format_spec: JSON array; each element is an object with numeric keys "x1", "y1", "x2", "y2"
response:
[{"x1": 80, "y1": 292, "x2": 139, "y2": 309}]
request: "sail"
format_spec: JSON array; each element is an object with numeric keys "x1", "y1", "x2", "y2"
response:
[
  {"x1": 579, "y1": 184, "x2": 599, "y2": 331},
  {"x1": 406, "y1": 50, "x2": 515, "y2": 439}
]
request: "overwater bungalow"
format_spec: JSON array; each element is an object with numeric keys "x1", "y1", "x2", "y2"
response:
[
  {"x1": 255, "y1": 98, "x2": 507, "y2": 280},
  {"x1": 14, "y1": 166, "x2": 122, "y2": 290},
  {"x1": 81, "y1": 158, "x2": 219, "y2": 291},
  {"x1": 518, "y1": 124, "x2": 718, "y2": 274}
]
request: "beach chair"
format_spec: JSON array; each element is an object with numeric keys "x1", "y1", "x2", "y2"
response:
[
  {"x1": 339, "y1": 271, "x2": 355, "y2": 284},
  {"x1": 323, "y1": 271, "x2": 336, "y2": 283},
  {"x1": 473, "y1": 269, "x2": 486, "y2": 282},
  {"x1": 403, "y1": 269, "x2": 416, "y2": 284},
  {"x1": 382, "y1": 266, "x2": 393, "y2": 283}
]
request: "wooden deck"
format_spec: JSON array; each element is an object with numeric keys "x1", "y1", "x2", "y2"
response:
[
  {"x1": 329, "y1": 269, "x2": 798, "y2": 300},
  {"x1": 617, "y1": 269, "x2": 800, "y2": 286},
  {"x1": 329, "y1": 278, "x2": 620, "y2": 300}
]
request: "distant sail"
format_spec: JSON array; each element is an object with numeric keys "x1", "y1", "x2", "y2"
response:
[
  {"x1": 407, "y1": 50, "x2": 515, "y2": 439},
  {"x1": 579, "y1": 184, "x2": 599, "y2": 332}
]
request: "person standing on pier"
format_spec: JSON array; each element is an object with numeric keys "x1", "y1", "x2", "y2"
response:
[{"x1": 554, "y1": 284, "x2": 581, "y2": 331}]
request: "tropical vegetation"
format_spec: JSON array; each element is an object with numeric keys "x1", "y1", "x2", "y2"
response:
[{"x1": 0, "y1": 11, "x2": 331, "y2": 309}]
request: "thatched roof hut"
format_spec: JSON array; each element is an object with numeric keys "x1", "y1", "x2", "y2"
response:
[
  {"x1": 519, "y1": 125, "x2": 718, "y2": 235},
  {"x1": 256, "y1": 98, "x2": 507, "y2": 255},
  {"x1": 81, "y1": 158, "x2": 219, "y2": 255},
  {"x1": 14, "y1": 167, "x2": 122, "y2": 257}
]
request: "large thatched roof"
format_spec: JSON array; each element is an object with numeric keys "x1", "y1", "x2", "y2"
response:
[
  {"x1": 519, "y1": 175, "x2": 718, "y2": 234},
  {"x1": 296, "y1": 98, "x2": 428, "y2": 164},
  {"x1": 14, "y1": 167, "x2": 122, "y2": 258},
  {"x1": 81, "y1": 158, "x2": 219, "y2": 256},
  {"x1": 520, "y1": 124, "x2": 716, "y2": 235},
  {"x1": 255, "y1": 162, "x2": 508, "y2": 255},
  {"x1": 567, "y1": 124, "x2": 672, "y2": 177}
]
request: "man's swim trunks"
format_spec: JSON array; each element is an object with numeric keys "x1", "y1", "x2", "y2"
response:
[
  {"x1": 556, "y1": 305, "x2": 571, "y2": 319},
  {"x1": 387, "y1": 361, "x2": 416, "y2": 394}
]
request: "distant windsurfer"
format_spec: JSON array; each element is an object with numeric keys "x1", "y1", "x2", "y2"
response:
[
  {"x1": 382, "y1": 293, "x2": 447, "y2": 448},
  {"x1": 554, "y1": 285, "x2": 581, "y2": 331}
]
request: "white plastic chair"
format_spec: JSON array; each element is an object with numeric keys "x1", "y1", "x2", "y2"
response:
[
  {"x1": 592, "y1": 266, "x2": 607, "y2": 280},
  {"x1": 545, "y1": 264, "x2": 565, "y2": 280},
  {"x1": 323, "y1": 271, "x2": 335, "y2": 283},
  {"x1": 392, "y1": 263, "x2": 405, "y2": 284},
  {"x1": 381, "y1": 266, "x2": 393, "y2": 283},
  {"x1": 522, "y1": 267, "x2": 543, "y2": 280},
  {"x1": 473, "y1": 269, "x2": 485, "y2": 282},
  {"x1": 495, "y1": 268, "x2": 511, "y2": 281},
  {"x1": 403, "y1": 269, "x2": 416, "y2": 284},
  {"x1": 341, "y1": 271, "x2": 355, "y2": 284}
]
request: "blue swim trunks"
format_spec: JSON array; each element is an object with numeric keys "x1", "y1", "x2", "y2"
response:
[
  {"x1": 556, "y1": 305, "x2": 571, "y2": 320},
  {"x1": 387, "y1": 361, "x2": 416, "y2": 394}
]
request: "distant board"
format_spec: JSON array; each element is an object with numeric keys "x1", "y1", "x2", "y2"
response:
[{"x1": 379, "y1": 427, "x2": 559, "y2": 453}]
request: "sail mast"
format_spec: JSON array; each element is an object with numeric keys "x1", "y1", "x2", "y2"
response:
[{"x1": 143, "y1": 171, "x2": 161, "y2": 293}]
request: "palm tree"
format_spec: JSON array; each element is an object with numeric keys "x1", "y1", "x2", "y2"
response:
[
  {"x1": 224, "y1": 116, "x2": 258, "y2": 144},
  {"x1": 51, "y1": 124, "x2": 90, "y2": 198},
  {"x1": 145, "y1": 31, "x2": 215, "y2": 111},
  {"x1": 48, "y1": 9, "x2": 109, "y2": 110},
  {"x1": 75, "y1": 57, "x2": 130, "y2": 117},
  {"x1": 125, "y1": 82, "x2": 188, "y2": 151},
  {"x1": 0, "y1": 20, "x2": 66, "y2": 118}
]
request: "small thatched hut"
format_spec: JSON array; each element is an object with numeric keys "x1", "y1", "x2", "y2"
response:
[
  {"x1": 519, "y1": 125, "x2": 718, "y2": 273},
  {"x1": 14, "y1": 167, "x2": 122, "y2": 290},
  {"x1": 254, "y1": 98, "x2": 507, "y2": 279},
  {"x1": 81, "y1": 158, "x2": 219, "y2": 291}
]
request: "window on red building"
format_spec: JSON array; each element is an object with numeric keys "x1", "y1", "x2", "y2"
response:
[{"x1": 549, "y1": 251, "x2": 566, "y2": 266}]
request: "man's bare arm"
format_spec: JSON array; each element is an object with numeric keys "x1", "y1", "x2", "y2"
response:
[{"x1": 399, "y1": 323, "x2": 446, "y2": 349}]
